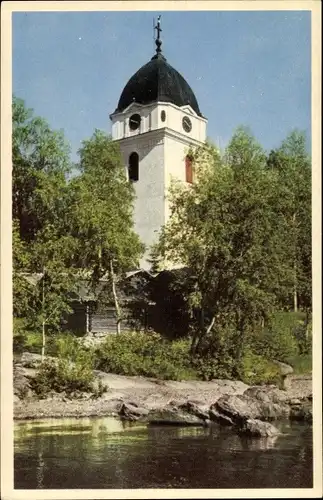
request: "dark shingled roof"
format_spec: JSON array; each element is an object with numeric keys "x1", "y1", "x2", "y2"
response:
[{"x1": 116, "y1": 53, "x2": 202, "y2": 116}]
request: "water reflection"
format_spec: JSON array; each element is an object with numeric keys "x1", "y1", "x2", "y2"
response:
[
  {"x1": 15, "y1": 416, "x2": 136, "y2": 435},
  {"x1": 239, "y1": 435, "x2": 278, "y2": 450},
  {"x1": 36, "y1": 451, "x2": 44, "y2": 489},
  {"x1": 14, "y1": 418, "x2": 313, "y2": 489}
]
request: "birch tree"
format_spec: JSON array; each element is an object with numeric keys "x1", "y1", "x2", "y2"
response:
[
  {"x1": 12, "y1": 97, "x2": 76, "y2": 355},
  {"x1": 267, "y1": 130, "x2": 311, "y2": 313},
  {"x1": 155, "y1": 128, "x2": 292, "y2": 374},
  {"x1": 68, "y1": 130, "x2": 144, "y2": 334}
]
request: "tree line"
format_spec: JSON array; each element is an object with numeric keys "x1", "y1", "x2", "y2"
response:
[
  {"x1": 13, "y1": 96, "x2": 312, "y2": 373},
  {"x1": 151, "y1": 127, "x2": 311, "y2": 375},
  {"x1": 13, "y1": 96, "x2": 143, "y2": 358}
]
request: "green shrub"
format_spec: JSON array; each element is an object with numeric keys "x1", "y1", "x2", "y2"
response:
[
  {"x1": 30, "y1": 359, "x2": 97, "y2": 397},
  {"x1": 252, "y1": 312, "x2": 302, "y2": 363},
  {"x1": 13, "y1": 317, "x2": 42, "y2": 355},
  {"x1": 292, "y1": 320, "x2": 312, "y2": 355},
  {"x1": 13, "y1": 330, "x2": 43, "y2": 355},
  {"x1": 30, "y1": 334, "x2": 106, "y2": 398},
  {"x1": 192, "y1": 353, "x2": 235, "y2": 381},
  {"x1": 95, "y1": 332, "x2": 196, "y2": 381},
  {"x1": 239, "y1": 349, "x2": 283, "y2": 386},
  {"x1": 12, "y1": 325, "x2": 67, "y2": 356},
  {"x1": 285, "y1": 353, "x2": 312, "y2": 374}
]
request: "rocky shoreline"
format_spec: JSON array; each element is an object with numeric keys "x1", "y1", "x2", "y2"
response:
[{"x1": 14, "y1": 353, "x2": 312, "y2": 438}]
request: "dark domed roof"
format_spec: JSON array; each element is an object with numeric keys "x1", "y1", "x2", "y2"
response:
[{"x1": 116, "y1": 53, "x2": 202, "y2": 117}]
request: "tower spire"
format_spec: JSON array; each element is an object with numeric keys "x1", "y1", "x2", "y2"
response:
[{"x1": 154, "y1": 15, "x2": 162, "y2": 56}]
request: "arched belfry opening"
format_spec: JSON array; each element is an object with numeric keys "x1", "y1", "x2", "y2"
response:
[{"x1": 128, "y1": 152, "x2": 139, "y2": 182}]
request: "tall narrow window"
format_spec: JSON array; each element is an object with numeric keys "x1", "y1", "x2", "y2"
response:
[
  {"x1": 185, "y1": 155, "x2": 193, "y2": 184},
  {"x1": 128, "y1": 152, "x2": 139, "y2": 182}
]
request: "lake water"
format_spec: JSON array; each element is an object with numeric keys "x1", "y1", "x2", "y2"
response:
[{"x1": 14, "y1": 417, "x2": 312, "y2": 489}]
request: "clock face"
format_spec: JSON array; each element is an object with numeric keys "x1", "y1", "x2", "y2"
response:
[
  {"x1": 129, "y1": 113, "x2": 141, "y2": 131},
  {"x1": 182, "y1": 116, "x2": 192, "y2": 133}
]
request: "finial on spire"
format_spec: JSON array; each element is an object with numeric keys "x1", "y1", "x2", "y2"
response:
[{"x1": 154, "y1": 15, "x2": 162, "y2": 55}]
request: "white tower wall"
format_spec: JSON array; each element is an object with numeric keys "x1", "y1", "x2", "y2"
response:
[{"x1": 111, "y1": 102, "x2": 207, "y2": 269}]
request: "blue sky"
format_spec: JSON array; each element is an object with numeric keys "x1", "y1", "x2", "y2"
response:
[{"x1": 13, "y1": 10, "x2": 311, "y2": 161}]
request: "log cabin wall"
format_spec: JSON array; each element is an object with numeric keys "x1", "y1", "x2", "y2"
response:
[
  {"x1": 62, "y1": 301, "x2": 87, "y2": 336},
  {"x1": 90, "y1": 306, "x2": 133, "y2": 334}
]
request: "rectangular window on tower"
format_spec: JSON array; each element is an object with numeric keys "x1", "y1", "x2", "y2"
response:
[{"x1": 185, "y1": 155, "x2": 193, "y2": 184}]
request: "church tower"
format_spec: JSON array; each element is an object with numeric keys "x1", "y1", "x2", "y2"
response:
[{"x1": 110, "y1": 18, "x2": 207, "y2": 269}]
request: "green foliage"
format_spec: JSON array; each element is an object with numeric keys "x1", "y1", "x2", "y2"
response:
[
  {"x1": 30, "y1": 334, "x2": 106, "y2": 398},
  {"x1": 267, "y1": 130, "x2": 311, "y2": 311},
  {"x1": 285, "y1": 354, "x2": 312, "y2": 374},
  {"x1": 12, "y1": 96, "x2": 77, "y2": 354},
  {"x1": 192, "y1": 353, "x2": 234, "y2": 381},
  {"x1": 239, "y1": 350, "x2": 283, "y2": 386},
  {"x1": 153, "y1": 126, "x2": 311, "y2": 376},
  {"x1": 95, "y1": 332, "x2": 196, "y2": 381},
  {"x1": 30, "y1": 360, "x2": 94, "y2": 398},
  {"x1": 67, "y1": 130, "x2": 145, "y2": 333},
  {"x1": 14, "y1": 331, "x2": 43, "y2": 355},
  {"x1": 155, "y1": 128, "x2": 293, "y2": 366},
  {"x1": 252, "y1": 312, "x2": 306, "y2": 363},
  {"x1": 12, "y1": 96, "x2": 71, "y2": 244},
  {"x1": 12, "y1": 221, "x2": 35, "y2": 318},
  {"x1": 68, "y1": 130, "x2": 144, "y2": 275},
  {"x1": 94, "y1": 328, "x2": 296, "y2": 385}
]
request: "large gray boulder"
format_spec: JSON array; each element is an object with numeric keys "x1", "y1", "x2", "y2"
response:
[
  {"x1": 238, "y1": 418, "x2": 281, "y2": 438},
  {"x1": 289, "y1": 398, "x2": 312, "y2": 422},
  {"x1": 13, "y1": 365, "x2": 33, "y2": 399},
  {"x1": 19, "y1": 352, "x2": 55, "y2": 368},
  {"x1": 20, "y1": 352, "x2": 43, "y2": 368},
  {"x1": 213, "y1": 392, "x2": 290, "y2": 423},
  {"x1": 243, "y1": 384, "x2": 312, "y2": 420},
  {"x1": 148, "y1": 404, "x2": 205, "y2": 426},
  {"x1": 272, "y1": 360, "x2": 293, "y2": 376},
  {"x1": 213, "y1": 394, "x2": 261, "y2": 422},
  {"x1": 119, "y1": 402, "x2": 149, "y2": 421},
  {"x1": 178, "y1": 401, "x2": 210, "y2": 421},
  {"x1": 243, "y1": 385, "x2": 290, "y2": 404},
  {"x1": 209, "y1": 408, "x2": 234, "y2": 426}
]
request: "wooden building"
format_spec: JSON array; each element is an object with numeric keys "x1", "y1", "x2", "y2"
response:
[
  {"x1": 20, "y1": 268, "x2": 189, "y2": 339},
  {"x1": 62, "y1": 269, "x2": 155, "y2": 336}
]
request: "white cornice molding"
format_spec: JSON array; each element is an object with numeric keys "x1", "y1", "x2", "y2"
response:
[
  {"x1": 116, "y1": 127, "x2": 165, "y2": 145},
  {"x1": 110, "y1": 101, "x2": 207, "y2": 123},
  {"x1": 110, "y1": 102, "x2": 148, "y2": 119},
  {"x1": 163, "y1": 127, "x2": 204, "y2": 147},
  {"x1": 115, "y1": 126, "x2": 204, "y2": 148}
]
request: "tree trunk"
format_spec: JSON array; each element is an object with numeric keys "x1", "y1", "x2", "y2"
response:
[
  {"x1": 41, "y1": 269, "x2": 46, "y2": 362},
  {"x1": 206, "y1": 315, "x2": 216, "y2": 335},
  {"x1": 190, "y1": 331, "x2": 199, "y2": 355},
  {"x1": 200, "y1": 307, "x2": 205, "y2": 332},
  {"x1": 98, "y1": 246, "x2": 102, "y2": 271},
  {"x1": 292, "y1": 213, "x2": 298, "y2": 312},
  {"x1": 293, "y1": 277, "x2": 298, "y2": 312},
  {"x1": 194, "y1": 314, "x2": 216, "y2": 355},
  {"x1": 233, "y1": 311, "x2": 246, "y2": 376},
  {"x1": 41, "y1": 320, "x2": 46, "y2": 362},
  {"x1": 85, "y1": 303, "x2": 90, "y2": 334},
  {"x1": 110, "y1": 259, "x2": 121, "y2": 335},
  {"x1": 305, "y1": 309, "x2": 310, "y2": 342}
]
